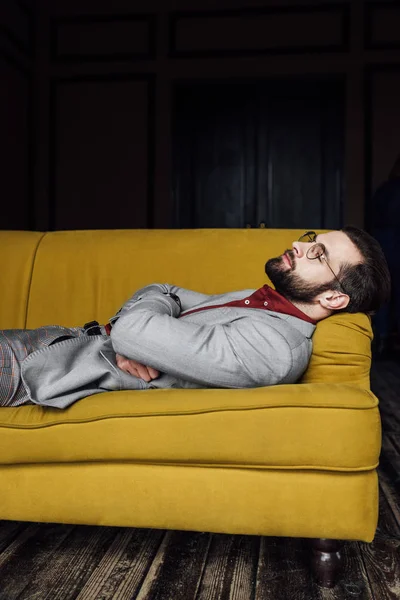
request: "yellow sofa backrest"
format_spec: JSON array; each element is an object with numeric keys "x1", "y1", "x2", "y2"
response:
[{"x1": 0, "y1": 229, "x2": 372, "y2": 389}]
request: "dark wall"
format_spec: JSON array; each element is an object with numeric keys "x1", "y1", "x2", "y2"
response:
[
  {"x1": 51, "y1": 75, "x2": 153, "y2": 230},
  {"x1": 2, "y1": 0, "x2": 400, "y2": 230},
  {"x1": 0, "y1": 0, "x2": 34, "y2": 229}
]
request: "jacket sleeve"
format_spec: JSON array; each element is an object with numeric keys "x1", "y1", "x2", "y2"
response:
[
  {"x1": 109, "y1": 283, "x2": 212, "y2": 323},
  {"x1": 110, "y1": 292, "x2": 293, "y2": 388}
]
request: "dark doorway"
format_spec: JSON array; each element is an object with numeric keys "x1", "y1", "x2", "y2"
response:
[{"x1": 172, "y1": 77, "x2": 345, "y2": 229}]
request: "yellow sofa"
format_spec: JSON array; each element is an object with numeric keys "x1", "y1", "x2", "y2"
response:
[{"x1": 0, "y1": 229, "x2": 380, "y2": 587}]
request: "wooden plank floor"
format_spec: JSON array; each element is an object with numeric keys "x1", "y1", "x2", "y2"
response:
[{"x1": 1, "y1": 358, "x2": 400, "y2": 600}]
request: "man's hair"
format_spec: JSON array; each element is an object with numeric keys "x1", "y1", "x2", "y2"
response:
[{"x1": 335, "y1": 226, "x2": 391, "y2": 314}]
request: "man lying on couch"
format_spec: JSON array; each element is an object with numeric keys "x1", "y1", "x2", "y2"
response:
[{"x1": 0, "y1": 227, "x2": 390, "y2": 409}]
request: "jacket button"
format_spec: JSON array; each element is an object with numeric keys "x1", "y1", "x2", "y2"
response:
[
  {"x1": 264, "y1": 301, "x2": 268, "y2": 306},
  {"x1": 244, "y1": 299, "x2": 250, "y2": 305}
]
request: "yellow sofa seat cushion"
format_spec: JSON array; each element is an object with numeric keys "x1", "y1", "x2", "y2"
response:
[
  {"x1": 302, "y1": 312, "x2": 373, "y2": 388},
  {"x1": 0, "y1": 383, "x2": 380, "y2": 471}
]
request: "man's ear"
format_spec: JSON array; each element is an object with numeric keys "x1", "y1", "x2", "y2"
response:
[{"x1": 318, "y1": 290, "x2": 350, "y2": 312}]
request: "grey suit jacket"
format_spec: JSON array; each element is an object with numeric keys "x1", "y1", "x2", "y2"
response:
[{"x1": 17, "y1": 284, "x2": 315, "y2": 408}]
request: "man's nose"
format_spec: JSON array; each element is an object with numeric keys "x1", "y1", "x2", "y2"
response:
[{"x1": 292, "y1": 241, "x2": 305, "y2": 258}]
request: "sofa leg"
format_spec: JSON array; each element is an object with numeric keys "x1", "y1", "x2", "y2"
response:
[{"x1": 309, "y1": 538, "x2": 344, "y2": 588}]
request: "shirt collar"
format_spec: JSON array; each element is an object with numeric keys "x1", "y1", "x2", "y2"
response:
[{"x1": 249, "y1": 285, "x2": 317, "y2": 324}]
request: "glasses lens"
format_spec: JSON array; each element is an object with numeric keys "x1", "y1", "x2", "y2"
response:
[
  {"x1": 307, "y1": 243, "x2": 325, "y2": 259},
  {"x1": 299, "y1": 232, "x2": 316, "y2": 243}
]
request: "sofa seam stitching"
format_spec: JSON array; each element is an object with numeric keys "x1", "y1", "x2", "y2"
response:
[{"x1": 24, "y1": 232, "x2": 46, "y2": 328}]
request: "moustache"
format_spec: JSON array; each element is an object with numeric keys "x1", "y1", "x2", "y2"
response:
[{"x1": 283, "y1": 249, "x2": 296, "y2": 269}]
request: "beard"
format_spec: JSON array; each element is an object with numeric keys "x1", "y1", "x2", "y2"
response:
[{"x1": 265, "y1": 249, "x2": 334, "y2": 304}]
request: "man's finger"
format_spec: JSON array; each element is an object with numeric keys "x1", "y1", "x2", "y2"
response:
[
  {"x1": 116, "y1": 355, "x2": 137, "y2": 376},
  {"x1": 116, "y1": 354, "x2": 127, "y2": 369},
  {"x1": 136, "y1": 363, "x2": 152, "y2": 382},
  {"x1": 116, "y1": 354, "x2": 159, "y2": 381},
  {"x1": 147, "y1": 367, "x2": 160, "y2": 379}
]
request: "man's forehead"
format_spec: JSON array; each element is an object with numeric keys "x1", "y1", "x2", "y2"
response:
[
  {"x1": 317, "y1": 230, "x2": 342, "y2": 244},
  {"x1": 317, "y1": 230, "x2": 361, "y2": 262}
]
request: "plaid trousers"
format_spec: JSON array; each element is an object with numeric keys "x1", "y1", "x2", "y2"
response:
[{"x1": 0, "y1": 326, "x2": 89, "y2": 407}]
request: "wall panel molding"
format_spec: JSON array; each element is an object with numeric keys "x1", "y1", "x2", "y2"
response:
[
  {"x1": 365, "y1": 2, "x2": 400, "y2": 50},
  {"x1": 51, "y1": 14, "x2": 156, "y2": 63},
  {"x1": 49, "y1": 73, "x2": 156, "y2": 230},
  {"x1": 0, "y1": 0, "x2": 33, "y2": 57},
  {"x1": 169, "y1": 3, "x2": 350, "y2": 58}
]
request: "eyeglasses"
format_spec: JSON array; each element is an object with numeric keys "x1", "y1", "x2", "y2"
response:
[{"x1": 298, "y1": 231, "x2": 348, "y2": 296}]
